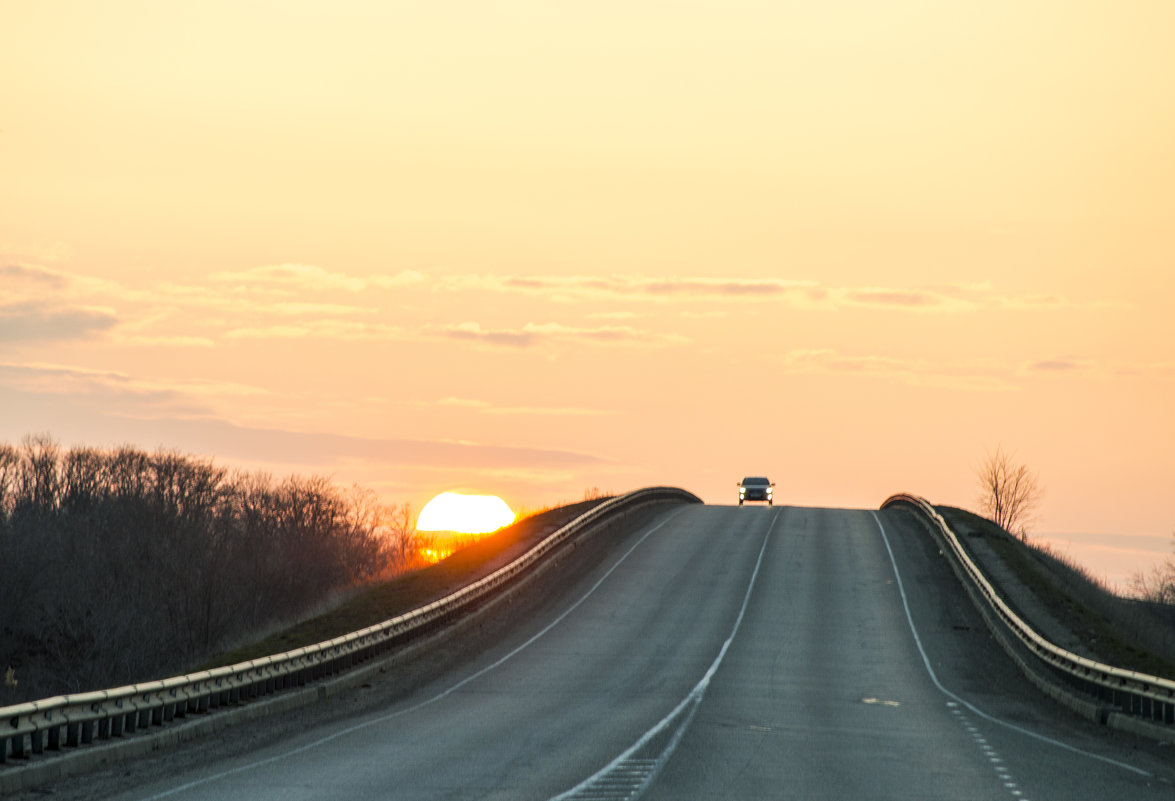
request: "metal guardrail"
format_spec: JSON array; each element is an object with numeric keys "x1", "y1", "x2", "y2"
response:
[
  {"x1": 1, "y1": 486, "x2": 701, "y2": 765},
  {"x1": 882, "y1": 493, "x2": 1175, "y2": 727}
]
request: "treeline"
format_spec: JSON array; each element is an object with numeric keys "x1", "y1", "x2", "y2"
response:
[{"x1": 0, "y1": 435, "x2": 425, "y2": 704}]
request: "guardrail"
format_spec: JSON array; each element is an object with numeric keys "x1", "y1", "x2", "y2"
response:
[
  {"x1": 882, "y1": 493, "x2": 1175, "y2": 729},
  {"x1": 1, "y1": 486, "x2": 701, "y2": 768}
]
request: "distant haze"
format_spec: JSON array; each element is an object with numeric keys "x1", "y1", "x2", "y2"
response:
[{"x1": 1035, "y1": 531, "x2": 1174, "y2": 594}]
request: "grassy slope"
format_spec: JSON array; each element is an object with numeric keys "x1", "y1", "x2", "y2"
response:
[
  {"x1": 937, "y1": 505, "x2": 1175, "y2": 681},
  {"x1": 198, "y1": 499, "x2": 605, "y2": 670}
]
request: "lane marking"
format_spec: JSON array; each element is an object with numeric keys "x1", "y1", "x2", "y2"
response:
[
  {"x1": 953, "y1": 704, "x2": 1030, "y2": 801},
  {"x1": 135, "y1": 506, "x2": 693, "y2": 800},
  {"x1": 870, "y1": 511, "x2": 1150, "y2": 779},
  {"x1": 548, "y1": 508, "x2": 782, "y2": 801}
]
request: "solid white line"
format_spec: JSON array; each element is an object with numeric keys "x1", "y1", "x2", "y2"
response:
[
  {"x1": 136, "y1": 506, "x2": 693, "y2": 801},
  {"x1": 869, "y1": 511, "x2": 1150, "y2": 778},
  {"x1": 548, "y1": 508, "x2": 781, "y2": 801}
]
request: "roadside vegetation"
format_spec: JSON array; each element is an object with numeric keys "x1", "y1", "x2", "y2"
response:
[
  {"x1": 1130, "y1": 533, "x2": 1175, "y2": 605},
  {"x1": 938, "y1": 505, "x2": 1175, "y2": 681},
  {"x1": 0, "y1": 434, "x2": 609, "y2": 707},
  {"x1": 199, "y1": 498, "x2": 605, "y2": 668},
  {"x1": 0, "y1": 435, "x2": 426, "y2": 705}
]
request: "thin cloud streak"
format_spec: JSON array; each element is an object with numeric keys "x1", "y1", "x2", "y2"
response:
[
  {"x1": 0, "y1": 302, "x2": 118, "y2": 342},
  {"x1": 223, "y1": 320, "x2": 410, "y2": 341},
  {"x1": 103, "y1": 417, "x2": 608, "y2": 472},
  {"x1": 0, "y1": 365, "x2": 607, "y2": 474},
  {"x1": 1, "y1": 263, "x2": 69, "y2": 290},
  {"x1": 0, "y1": 362, "x2": 272, "y2": 418},
  {"x1": 211, "y1": 264, "x2": 426, "y2": 294},
  {"x1": 779, "y1": 349, "x2": 1018, "y2": 392},
  {"x1": 442, "y1": 274, "x2": 1114, "y2": 314},
  {"x1": 429, "y1": 397, "x2": 612, "y2": 417},
  {"x1": 430, "y1": 321, "x2": 689, "y2": 348}
]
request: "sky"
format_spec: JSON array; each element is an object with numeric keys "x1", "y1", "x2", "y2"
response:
[{"x1": 2, "y1": 1, "x2": 1173, "y2": 587}]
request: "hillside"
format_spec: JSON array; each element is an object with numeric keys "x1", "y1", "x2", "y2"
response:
[{"x1": 937, "y1": 505, "x2": 1175, "y2": 681}]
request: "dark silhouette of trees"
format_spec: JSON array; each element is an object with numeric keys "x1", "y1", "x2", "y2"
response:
[
  {"x1": 0, "y1": 435, "x2": 396, "y2": 703},
  {"x1": 976, "y1": 445, "x2": 1044, "y2": 541}
]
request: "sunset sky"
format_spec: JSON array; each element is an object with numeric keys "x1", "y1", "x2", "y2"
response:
[{"x1": 3, "y1": 2, "x2": 1173, "y2": 586}]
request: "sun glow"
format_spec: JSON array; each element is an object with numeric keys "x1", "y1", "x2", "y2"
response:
[{"x1": 417, "y1": 492, "x2": 516, "y2": 535}]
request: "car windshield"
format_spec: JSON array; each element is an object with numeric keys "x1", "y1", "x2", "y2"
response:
[{"x1": 742, "y1": 477, "x2": 770, "y2": 486}]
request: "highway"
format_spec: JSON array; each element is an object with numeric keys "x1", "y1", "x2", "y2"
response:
[{"x1": 106, "y1": 504, "x2": 1172, "y2": 800}]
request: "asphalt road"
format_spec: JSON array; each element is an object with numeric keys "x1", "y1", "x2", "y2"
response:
[{"x1": 107, "y1": 504, "x2": 1173, "y2": 800}]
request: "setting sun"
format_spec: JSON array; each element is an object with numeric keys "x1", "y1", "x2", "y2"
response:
[{"x1": 417, "y1": 492, "x2": 516, "y2": 535}]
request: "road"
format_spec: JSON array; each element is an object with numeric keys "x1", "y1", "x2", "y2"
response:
[{"x1": 106, "y1": 505, "x2": 1172, "y2": 800}]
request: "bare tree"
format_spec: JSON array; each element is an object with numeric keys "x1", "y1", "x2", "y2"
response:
[
  {"x1": 976, "y1": 446, "x2": 1044, "y2": 540},
  {"x1": 380, "y1": 502, "x2": 432, "y2": 576},
  {"x1": 1129, "y1": 532, "x2": 1175, "y2": 604},
  {"x1": 0, "y1": 436, "x2": 398, "y2": 701}
]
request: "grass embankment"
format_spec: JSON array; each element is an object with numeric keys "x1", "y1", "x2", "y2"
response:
[
  {"x1": 937, "y1": 506, "x2": 1175, "y2": 681},
  {"x1": 199, "y1": 498, "x2": 606, "y2": 670}
]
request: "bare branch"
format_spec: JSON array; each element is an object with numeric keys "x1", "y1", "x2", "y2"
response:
[{"x1": 976, "y1": 445, "x2": 1045, "y2": 540}]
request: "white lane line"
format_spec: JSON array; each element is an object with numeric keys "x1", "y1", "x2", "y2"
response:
[
  {"x1": 870, "y1": 511, "x2": 1150, "y2": 778},
  {"x1": 548, "y1": 508, "x2": 782, "y2": 801},
  {"x1": 135, "y1": 506, "x2": 692, "y2": 801},
  {"x1": 951, "y1": 704, "x2": 1028, "y2": 801}
]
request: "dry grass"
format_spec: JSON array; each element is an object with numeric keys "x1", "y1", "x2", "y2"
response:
[
  {"x1": 938, "y1": 506, "x2": 1175, "y2": 681},
  {"x1": 198, "y1": 498, "x2": 606, "y2": 670}
]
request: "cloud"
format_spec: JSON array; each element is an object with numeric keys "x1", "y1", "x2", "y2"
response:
[
  {"x1": 1025, "y1": 359, "x2": 1085, "y2": 373},
  {"x1": 428, "y1": 397, "x2": 611, "y2": 416},
  {"x1": 0, "y1": 361, "x2": 268, "y2": 408},
  {"x1": 0, "y1": 366, "x2": 608, "y2": 476},
  {"x1": 451, "y1": 274, "x2": 821, "y2": 303},
  {"x1": 483, "y1": 405, "x2": 613, "y2": 417},
  {"x1": 0, "y1": 302, "x2": 118, "y2": 342},
  {"x1": 779, "y1": 349, "x2": 1017, "y2": 391},
  {"x1": 635, "y1": 277, "x2": 819, "y2": 298},
  {"x1": 443, "y1": 274, "x2": 1118, "y2": 316},
  {"x1": 840, "y1": 288, "x2": 946, "y2": 309},
  {"x1": 212, "y1": 264, "x2": 425, "y2": 294},
  {"x1": 223, "y1": 320, "x2": 409, "y2": 341},
  {"x1": 97, "y1": 417, "x2": 606, "y2": 471},
  {"x1": 117, "y1": 335, "x2": 216, "y2": 348},
  {"x1": 435, "y1": 321, "x2": 537, "y2": 347},
  {"x1": 1, "y1": 263, "x2": 68, "y2": 290},
  {"x1": 431, "y1": 321, "x2": 688, "y2": 348}
]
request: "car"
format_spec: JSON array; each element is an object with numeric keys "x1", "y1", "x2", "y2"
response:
[{"x1": 737, "y1": 476, "x2": 775, "y2": 506}]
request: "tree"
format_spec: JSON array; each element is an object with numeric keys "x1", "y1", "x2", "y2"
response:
[
  {"x1": 1129, "y1": 532, "x2": 1175, "y2": 604},
  {"x1": 976, "y1": 446, "x2": 1044, "y2": 541}
]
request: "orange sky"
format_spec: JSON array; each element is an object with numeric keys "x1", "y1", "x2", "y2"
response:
[{"x1": 2, "y1": 2, "x2": 1173, "y2": 582}]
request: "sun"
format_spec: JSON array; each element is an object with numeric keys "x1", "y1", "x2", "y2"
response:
[{"x1": 417, "y1": 492, "x2": 516, "y2": 535}]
